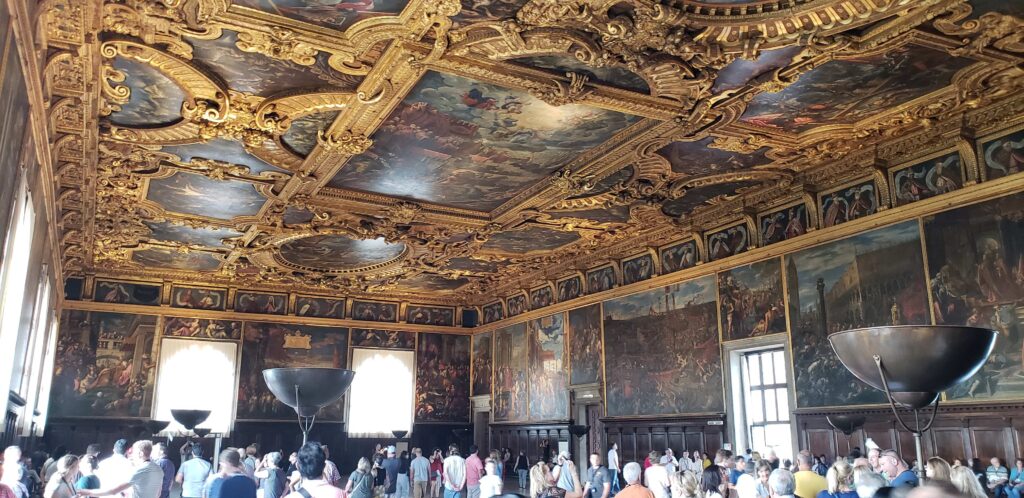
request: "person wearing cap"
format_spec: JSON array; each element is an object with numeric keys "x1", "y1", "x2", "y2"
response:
[
  {"x1": 383, "y1": 447, "x2": 402, "y2": 498},
  {"x1": 465, "y1": 446, "x2": 484, "y2": 498}
]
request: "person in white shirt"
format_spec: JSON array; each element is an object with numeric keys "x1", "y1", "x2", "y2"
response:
[
  {"x1": 645, "y1": 451, "x2": 670, "y2": 498},
  {"x1": 442, "y1": 445, "x2": 466, "y2": 498},
  {"x1": 607, "y1": 444, "x2": 621, "y2": 494},
  {"x1": 479, "y1": 461, "x2": 502, "y2": 498},
  {"x1": 661, "y1": 450, "x2": 678, "y2": 474},
  {"x1": 79, "y1": 440, "x2": 164, "y2": 498},
  {"x1": 97, "y1": 439, "x2": 134, "y2": 495}
]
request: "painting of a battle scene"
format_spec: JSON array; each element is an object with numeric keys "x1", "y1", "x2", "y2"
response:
[
  {"x1": 821, "y1": 181, "x2": 877, "y2": 228},
  {"x1": 351, "y1": 300, "x2": 399, "y2": 322},
  {"x1": 557, "y1": 276, "x2": 582, "y2": 302},
  {"x1": 482, "y1": 302, "x2": 504, "y2": 324},
  {"x1": 528, "y1": 314, "x2": 568, "y2": 421},
  {"x1": 238, "y1": 323, "x2": 348, "y2": 420},
  {"x1": 328, "y1": 71, "x2": 640, "y2": 211},
  {"x1": 471, "y1": 332, "x2": 492, "y2": 396},
  {"x1": 760, "y1": 204, "x2": 809, "y2": 246},
  {"x1": 415, "y1": 333, "x2": 471, "y2": 422},
  {"x1": 350, "y1": 329, "x2": 415, "y2": 349},
  {"x1": 622, "y1": 254, "x2": 654, "y2": 285},
  {"x1": 49, "y1": 311, "x2": 159, "y2": 418},
  {"x1": 603, "y1": 277, "x2": 723, "y2": 417},
  {"x1": 170, "y1": 286, "x2": 227, "y2": 311},
  {"x1": 708, "y1": 224, "x2": 750, "y2": 261},
  {"x1": 493, "y1": 323, "x2": 528, "y2": 422},
  {"x1": 980, "y1": 128, "x2": 1024, "y2": 180},
  {"x1": 94, "y1": 280, "x2": 161, "y2": 306},
  {"x1": 786, "y1": 220, "x2": 929, "y2": 407},
  {"x1": 235, "y1": 291, "x2": 287, "y2": 315},
  {"x1": 408, "y1": 305, "x2": 456, "y2": 326},
  {"x1": 718, "y1": 258, "x2": 787, "y2": 341},
  {"x1": 892, "y1": 152, "x2": 963, "y2": 206},
  {"x1": 163, "y1": 317, "x2": 242, "y2": 340},
  {"x1": 924, "y1": 192, "x2": 1024, "y2": 400},
  {"x1": 661, "y1": 240, "x2": 698, "y2": 274},
  {"x1": 587, "y1": 266, "x2": 616, "y2": 293},
  {"x1": 568, "y1": 304, "x2": 602, "y2": 385},
  {"x1": 531, "y1": 286, "x2": 554, "y2": 309},
  {"x1": 506, "y1": 295, "x2": 527, "y2": 317},
  {"x1": 295, "y1": 296, "x2": 346, "y2": 319}
]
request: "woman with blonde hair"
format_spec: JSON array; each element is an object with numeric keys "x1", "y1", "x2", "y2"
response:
[
  {"x1": 672, "y1": 470, "x2": 700, "y2": 498},
  {"x1": 951, "y1": 465, "x2": 987, "y2": 498},
  {"x1": 817, "y1": 460, "x2": 856, "y2": 498},
  {"x1": 926, "y1": 457, "x2": 952, "y2": 483},
  {"x1": 531, "y1": 461, "x2": 584, "y2": 498},
  {"x1": 43, "y1": 455, "x2": 78, "y2": 498}
]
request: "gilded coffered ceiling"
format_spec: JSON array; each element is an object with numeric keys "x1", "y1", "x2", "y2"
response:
[{"x1": 42, "y1": 0, "x2": 1024, "y2": 306}]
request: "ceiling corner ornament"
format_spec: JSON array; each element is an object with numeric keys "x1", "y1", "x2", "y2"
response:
[
  {"x1": 933, "y1": 3, "x2": 1024, "y2": 56},
  {"x1": 529, "y1": 72, "x2": 593, "y2": 106},
  {"x1": 317, "y1": 131, "x2": 373, "y2": 155},
  {"x1": 183, "y1": 91, "x2": 288, "y2": 146},
  {"x1": 236, "y1": 27, "x2": 318, "y2": 65}
]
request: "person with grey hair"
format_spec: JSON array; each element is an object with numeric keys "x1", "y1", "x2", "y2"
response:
[
  {"x1": 617, "y1": 463, "x2": 654, "y2": 498},
  {"x1": 769, "y1": 469, "x2": 796, "y2": 498},
  {"x1": 346, "y1": 458, "x2": 375, "y2": 498},
  {"x1": 646, "y1": 452, "x2": 670, "y2": 498},
  {"x1": 853, "y1": 472, "x2": 887, "y2": 498},
  {"x1": 255, "y1": 451, "x2": 286, "y2": 498},
  {"x1": 795, "y1": 453, "x2": 826, "y2": 498},
  {"x1": 879, "y1": 451, "x2": 917, "y2": 488}
]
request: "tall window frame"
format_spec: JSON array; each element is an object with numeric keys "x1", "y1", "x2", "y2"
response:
[
  {"x1": 0, "y1": 174, "x2": 36, "y2": 414},
  {"x1": 740, "y1": 348, "x2": 793, "y2": 459}
]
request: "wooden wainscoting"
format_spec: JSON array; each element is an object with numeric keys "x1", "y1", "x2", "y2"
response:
[
  {"x1": 794, "y1": 402, "x2": 1024, "y2": 464},
  {"x1": 603, "y1": 414, "x2": 727, "y2": 465},
  {"x1": 490, "y1": 423, "x2": 569, "y2": 463}
]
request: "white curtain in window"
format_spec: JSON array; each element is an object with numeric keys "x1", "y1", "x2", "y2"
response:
[
  {"x1": 32, "y1": 316, "x2": 59, "y2": 436},
  {"x1": 153, "y1": 338, "x2": 238, "y2": 435},
  {"x1": 0, "y1": 181, "x2": 35, "y2": 414},
  {"x1": 348, "y1": 348, "x2": 414, "y2": 438}
]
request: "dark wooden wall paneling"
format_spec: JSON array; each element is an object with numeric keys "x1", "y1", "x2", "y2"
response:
[
  {"x1": 43, "y1": 420, "x2": 472, "y2": 473},
  {"x1": 490, "y1": 424, "x2": 569, "y2": 463},
  {"x1": 795, "y1": 403, "x2": 1024, "y2": 464},
  {"x1": 602, "y1": 415, "x2": 726, "y2": 464}
]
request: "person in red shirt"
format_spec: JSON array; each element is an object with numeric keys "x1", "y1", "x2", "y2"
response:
[{"x1": 429, "y1": 449, "x2": 444, "y2": 498}]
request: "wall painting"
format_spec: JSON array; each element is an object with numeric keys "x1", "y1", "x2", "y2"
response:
[
  {"x1": 471, "y1": 331, "x2": 492, "y2": 397},
  {"x1": 821, "y1": 180, "x2": 877, "y2": 228},
  {"x1": 94, "y1": 280, "x2": 161, "y2": 306},
  {"x1": 603, "y1": 277, "x2": 723, "y2": 417},
  {"x1": 482, "y1": 302, "x2": 504, "y2": 324},
  {"x1": 528, "y1": 313, "x2": 568, "y2": 422},
  {"x1": 350, "y1": 329, "x2": 415, "y2": 349},
  {"x1": 531, "y1": 286, "x2": 554, "y2": 310},
  {"x1": 506, "y1": 295, "x2": 527, "y2": 317},
  {"x1": 759, "y1": 204, "x2": 809, "y2": 246},
  {"x1": 407, "y1": 305, "x2": 456, "y2": 326},
  {"x1": 718, "y1": 258, "x2": 787, "y2": 341},
  {"x1": 163, "y1": 317, "x2": 242, "y2": 340},
  {"x1": 707, "y1": 223, "x2": 750, "y2": 261},
  {"x1": 235, "y1": 291, "x2": 287, "y2": 315},
  {"x1": 622, "y1": 253, "x2": 655, "y2": 285},
  {"x1": 568, "y1": 304, "x2": 602, "y2": 386},
  {"x1": 295, "y1": 295, "x2": 346, "y2": 319},
  {"x1": 351, "y1": 300, "x2": 399, "y2": 322},
  {"x1": 237, "y1": 322, "x2": 348, "y2": 421},
  {"x1": 587, "y1": 266, "x2": 616, "y2": 294},
  {"x1": 660, "y1": 240, "x2": 698, "y2": 274},
  {"x1": 786, "y1": 220, "x2": 929, "y2": 407},
  {"x1": 557, "y1": 276, "x2": 583, "y2": 302},
  {"x1": 979, "y1": 127, "x2": 1024, "y2": 181},
  {"x1": 891, "y1": 151, "x2": 963, "y2": 207},
  {"x1": 415, "y1": 333, "x2": 470, "y2": 422},
  {"x1": 493, "y1": 322, "x2": 528, "y2": 422},
  {"x1": 170, "y1": 286, "x2": 227, "y2": 311}
]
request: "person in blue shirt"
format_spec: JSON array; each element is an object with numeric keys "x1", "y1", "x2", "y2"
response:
[
  {"x1": 208, "y1": 449, "x2": 257, "y2": 498},
  {"x1": 878, "y1": 450, "x2": 917, "y2": 488},
  {"x1": 1008, "y1": 458, "x2": 1023, "y2": 498},
  {"x1": 987, "y1": 457, "x2": 1011, "y2": 498}
]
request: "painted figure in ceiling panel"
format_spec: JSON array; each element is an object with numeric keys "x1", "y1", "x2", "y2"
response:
[
  {"x1": 131, "y1": 248, "x2": 223, "y2": 271},
  {"x1": 452, "y1": 0, "x2": 529, "y2": 25},
  {"x1": 329, "y1": 71, "x2": 641, "y2": 211},
  {"x1": 713, "y1": 46, "x2": 803, "y2": 93},
  {"x1": 657, "y1": 137, "x2": 772, "y2": 176},
  {"x1": 400, "y1": 273, "x2": 472, "y2": 292},
  {"x1": 741, "y1": 45, "x2": 974, "y2": 133},
  {"x1": 278, "y1": 235, "x2": 406, "y2": 271},
  {"x1": 146, "y1": 171, "x2": 267, "y2": 220},
  {"x1": 143, "y1": 220, "x2": 244, "y2": 248}
]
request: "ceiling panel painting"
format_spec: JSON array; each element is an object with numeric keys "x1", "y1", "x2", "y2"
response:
[
  {"x1": 658, "y1": 137, "x2": 772, "y2": 176},
  {"x1": 190, "y1": 30, "x2": 364, "y2": 96},
  {"x1": 400, "y1": 273, "x2": 472, "y2": 292},
  {"x1": 452, "y1": 0, "x2": 529, "y2": 25},
  {"x1": 132, "y1": 248, "x2": 223, "y2": 271},
  {"x1": 108, "y1": 58, "x2": 187, "y2": 127},
  {"x1": 233, "y1": 0, "x2": 410, "y2": 33},
  {"x1": 282, "y1": 206, "x2": 315, "y2": 225},
  {"x1": 568, "y1": 165, "x2": 633, "y2": 199},
  {"x1": 328, "y1": 71, "x2": 642, "y2": 211},
  {"x1": 143, "y1": 221, "x2": 244, "y2": 247},
  {"x1": 740, "y1": 45, "x2": 974, "y2": 133},
  {"x1": 511, "y1": 55, "x2": 651, "y2": 93},
  {"x1": 277, "y1": 235, "x2": 406, "y2": 271},
  {"x1": 661, "y1": 181, "x2": 760, "y2": 218},
  {"x1": 549, "y1": 205, "x2": 631, "y2": 223},
  {"x1": 713, "y1": 46, "x2": 803, "y2": 93},
  {"x1": 281, "y1": 111, "x2": 340, "y2": 157},
  {"x1": 146, "y1": 172, "x2": 267, "y2": 220},
  {"x1": 445, "y1": 257, "x2": 500, "y2": 274},
  {"x1": 481, "y1": 226, "x2": 581, "y2": 253},
  {"x1": 160, "y1": 139, "x2": 286, "y2": 175},
  {"x1": 966, "y1": 0, "x2": 1024, "y2": 18}
]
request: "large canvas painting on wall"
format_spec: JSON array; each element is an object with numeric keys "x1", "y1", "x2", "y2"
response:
[
  {"x1": 472, "y1": 332, "x2": 492, "y2": 396},
  {"x1": 528, "y1": 313, "x2": 568, "y2": 421},
  {"x1": 237, "y1": 322, "x2": 348, "y2": 421},
  {"x1": 718, "y1": 258, "x2": 787, "y2": 341},
  {"x1": 49, "y1": 311, "x2": 159, "y2": 418},
  {"x1": 568, "y1": 304, "x2": 602, "y2": 385},
  {"x1": 415, "y1": 333, "x2": 470, "y2": 422},
  {"x1": 786, "y1": 220, "x2": 929, "y2": 408},
  {"x1": 493, "y1": 323, "x2": 528, "y2": 422},
  {"x1": 602, "y1": 277, "x2": 723, "y2": 417},
  {"x1": 924, "y1": 192, "x2": 1024, "y2": 400}
]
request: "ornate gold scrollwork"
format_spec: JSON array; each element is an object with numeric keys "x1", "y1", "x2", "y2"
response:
[
  {"x1": 236, "y1": 27, "x2": 318, "y2": 65},
  {"x1": 529, "y1": 72, "x2": 593, "y2": 106},
  {"x1": 316, "y1": 131, "x2": 373, "y2": 155}
]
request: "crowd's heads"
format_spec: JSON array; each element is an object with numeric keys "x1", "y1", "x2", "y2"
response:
[
  {"x1": 246, "y1": 444, "x2": 260, "y2": 456},
  {"x1": 485, "y1": 460, "x2": 496, "y2": 475},
  {"x1": 650, "y1": 451, "x2": 662, "y2": 462},
  {"x1": 757, "y1": 462, "x2": 773, "y2": 482},
  {"x1": 152, "y1": 442, "x2": 167, "y2": 459},
  {"x1": 448, "y1": 444, "x2": 459, "y2": 457},
  {"x1": 357, "y1": 457, "x2": 371, "y2": 473},
  {"x1": 266, "y1": 451, "x2": 282, "y2": 468},
  {"x1": 469, "y1": 445, "x2": 478, "y2": 456},
  {"x1": 700, "y1": 465, "x2": 724, "y2": 495},
  {"x1": 590, "y1": 453, "x2": 601, "y2": 467},
  {"x1": 132, "y1": 440, "x2": 153, "y2": 462},
  {"x1": 926, "y1": 457, "x2": 952, "y2": 482},
  {"x1": 768, "y1": 469, "x2": 796, "y2": 497},
  {"x1": 530, "y1": 461, "x2": 551, "y2": 498},
  {"x1": 191, "y1": 444, "x2": 204, "y2": 458},
  {"x1": 54, "y1": 454, "x2": 79, "y2": 480},
  {"x1": 949, "y1": 465, "x2": 986, "y2": 498},
  {"x1": 80, "y1": 454, "x2": 98, "y2": 474},
  {"x1": 297, "y1": 442, "x2": 327, "y2": 479},
  {"x1": 826, "y1": 460, "x2": 854, "y2": 494},
  {"x1": 220, "y1": 448, "x2": 242, "y2": 469},
  {"x1": 2, "y1": 446, "x2": 21, "y2": 465},
  {"x1": 880, "y1": 450, "x2": 908, "y2": 475},
  {"x1": 797, "y1": 452, "x2": 814, "y2": 470},
  {"x1": 113, "y1": 439, "x2": 129, "y2": 455},
  {"x1": 388, "y1": 445, "x2": 397, "y2": 456},
  {"x1": 673, "y1": 470, "x2": 700, "y2": 498},
  {"x1": 853, "y1": 470, "x2": 887, "y2": 498},
  {"x1": 623, "y1": 462, "x2": 642, "y2": 485},
  {"x1": 85, "y1": 444, "x2": 101, "y2": 457}
]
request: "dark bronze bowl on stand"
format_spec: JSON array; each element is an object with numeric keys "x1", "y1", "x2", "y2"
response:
[{"x1": 263, "y1": 367, "x2": 355, "y2": 445}]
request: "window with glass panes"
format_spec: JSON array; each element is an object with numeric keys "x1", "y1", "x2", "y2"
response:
[{"x1": 741, "y1": 349, "x2": 793, "y2": 460}]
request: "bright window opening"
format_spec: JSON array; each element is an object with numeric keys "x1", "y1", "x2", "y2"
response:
[
  {"x1": 348, "y1": 347, "x2": 414, "y2": 438},
  {"x1": 741, "y1": 348, "x2": 793, "y2": 460},
  {"x1": 154, "y1": 338, "x2": 238, "y2": 434}
]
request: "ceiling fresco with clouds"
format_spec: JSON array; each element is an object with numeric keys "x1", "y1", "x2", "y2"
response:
[{"x1": 45, "y1": 0, "x2": 1023, "y2": 306}]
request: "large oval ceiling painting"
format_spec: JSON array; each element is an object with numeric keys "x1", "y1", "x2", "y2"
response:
[{"x1": 277, "y1": 235, "x2": 407, "y2": 272}]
